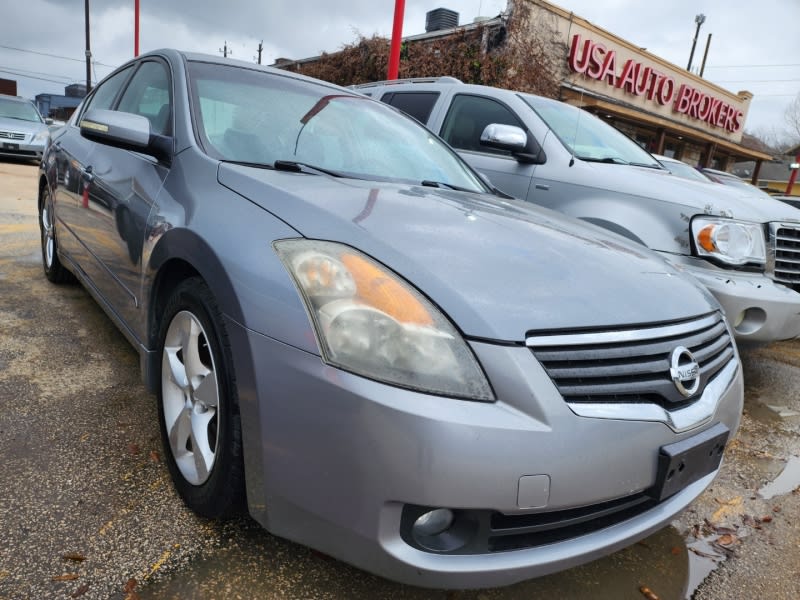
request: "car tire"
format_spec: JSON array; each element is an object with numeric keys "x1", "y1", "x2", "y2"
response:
[
  {"x1": 157, "y1": 277, "x2": 245, "y2": 519},
  {"x1": 39, "y1": 185, "x2": 73, "y2": 283}
]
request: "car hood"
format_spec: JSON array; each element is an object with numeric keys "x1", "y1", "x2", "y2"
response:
[
  {"x1": 219, "y1": 165, "x2": 719, "y2": 342},
  {"x1": 587, "y1": 162, "x2": 800, "y2": 223},
  {"x1": 0, "y1": 115, "x2": 48, "y2": 136}
]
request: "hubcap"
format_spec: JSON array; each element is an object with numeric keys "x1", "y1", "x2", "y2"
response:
[
  {"x1": 161, "y1": 310, "x2": 220, "y2": 485},
  {"x1": 41, "y1": 193, "x2": 54, "y2": 268}
]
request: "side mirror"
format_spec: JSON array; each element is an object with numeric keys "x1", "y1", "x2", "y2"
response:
[
  {"x1": 45, "y1": 117, "x2": 54, "y2": 125},
  {"x1": 79, "y1": 108, "x2": 172, "y2": 164},
  {"x1": 479, "y1": 123, "x2": 545, "y2": 165}
]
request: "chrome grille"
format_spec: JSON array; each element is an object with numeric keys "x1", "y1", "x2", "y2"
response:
[
  {"x1": 527, "y1": 312, "x2": 734, "y2": 408},
  {"x1": 0, "y1": 131, "x2": 26, "y2": 141},
  {"x1": 771, "y1": 224, "x2": 800, "y2": 287}
]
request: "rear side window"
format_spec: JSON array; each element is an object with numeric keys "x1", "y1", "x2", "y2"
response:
[
  {"x1": 381, "y1": 91, "x2": 440, "y2": 124},
  {"x1": 440, "y1": 94, "x2": 523, "y2": 155}
]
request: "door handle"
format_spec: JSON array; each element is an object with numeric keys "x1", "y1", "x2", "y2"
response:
[{"x1": 81, "y1": 166, "x2": 94, "y2": 183}]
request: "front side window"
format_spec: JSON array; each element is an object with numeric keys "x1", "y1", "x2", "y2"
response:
[
  {"x1": 0, "y1": 98, "x2": 43, "y2": 123},
  {"x1": 440, "y1": 94, "x2": 524, "y2": 155},
  {"x1": 187, "y1": 62, "x2": 487, "y2": 193},
  {"x1": 523, "y1": 95, "x2": 662, "y2": 168},
  {"x1": 81, "y1": 66, "x2": 134, "y2": 118},
  {"x1": 117, "y1": 61, "x2": 172, "y2": 135}
]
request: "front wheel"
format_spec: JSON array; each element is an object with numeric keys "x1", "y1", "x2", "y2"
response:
[
  {"x1": 157, "y1": 278, "x2": 245, "y2": 518},
  {"x1": 39, "y1": 185, "x2": 72, "y2": 283}
]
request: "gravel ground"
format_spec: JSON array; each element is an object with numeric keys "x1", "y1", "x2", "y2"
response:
[{"x1": 1, "y1": 160, "x2": 798, "y2": 599}]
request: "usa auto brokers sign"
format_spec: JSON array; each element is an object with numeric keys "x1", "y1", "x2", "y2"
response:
[{"x1": 568, "y1": 34, "x2": 744, "y2": 133}]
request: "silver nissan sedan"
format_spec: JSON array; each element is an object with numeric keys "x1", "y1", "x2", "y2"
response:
[{"x1": 39, "y1": 49, "x2": 743, "y2": 588}]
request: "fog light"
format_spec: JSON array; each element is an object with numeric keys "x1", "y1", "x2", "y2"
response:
[{"x1": 413, "y1": 508, "x2": 454, "y2": 537}]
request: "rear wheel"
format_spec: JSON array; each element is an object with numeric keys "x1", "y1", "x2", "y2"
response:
[
  {"x1": 39, "y1": 185, "x2": 72, "y2": 283},
  {"x1": 157, "y1": 278, "x2": 245, "y2": 518}
]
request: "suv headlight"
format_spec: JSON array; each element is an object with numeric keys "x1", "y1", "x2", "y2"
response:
[
  {"x1": 691, "y1": 217, "x2": 766, "y2": 266},
  {"x1": 32, "y1": 130, "x2": 50, "y2": 144},
  {"x1": 275, "y1": 239, "x2": 494, "y2": 401}
]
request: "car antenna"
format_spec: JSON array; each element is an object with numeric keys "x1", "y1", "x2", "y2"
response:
[{"x1": 569, "y1": 88, "x2": 584, "y2": 167}]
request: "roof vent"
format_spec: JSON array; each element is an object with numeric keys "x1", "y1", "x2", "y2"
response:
[{"x1": 425, "y1": 8, "x2": 459, "y2": 32}]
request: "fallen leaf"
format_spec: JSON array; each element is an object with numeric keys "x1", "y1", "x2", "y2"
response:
[
  {"x1": 639, "y1": 585, "x2": 660, "y2": 600},
  {"x1": 772, "y1": 506, "x2": 781, "y2": 513},
  {"x1": 718, "y1": 533, "x2": 738, "y2": 546},
  {"x1": 127, "y1": 443, "x2": 140, "y2": 455},
  {"x1": 688, "y1": 547, "x2": 721, "y2": 560},
  {"x1": 671, "y1": 546, "x2": 682, "y2": 555},
  {"x1": 710, "y1": 496, "x2": 743, "y2": 524},
  {"x1": 149, "y1": 450, "x2": 160, "y2": 462},
  {"x1": 760, "y1": 515, "x2": 774, "y2": 523},
  {"x1": 123, "y1": 578, "x2": 138, "y2": 593},
  {"x1": 62, "y1": 553, "x2": 86, "y2": 562},
  {"x1": 52, "y1": 574, "x2": 80, "y2": 582},
  {"x1": 71, "y1": 583, "x2": 90, "y2": 598},
  {"x1": 124, "y1": 593, "x2": 141, "y2": 600}
]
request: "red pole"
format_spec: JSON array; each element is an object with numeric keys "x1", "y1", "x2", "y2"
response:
[
  {"x1": 134, "y1": 0, "x2": 140, "y2": 56},
  {"x1": 387, "y1": 0, "x2": 405, "y2": 80},
  {"x1": 786, "y1": 153, "x2": 800, "y2": 195}
]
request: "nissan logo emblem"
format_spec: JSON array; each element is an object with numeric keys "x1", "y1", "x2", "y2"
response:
[{"x1": 670, "y1": 346, "x2": 700, "y2": 398}]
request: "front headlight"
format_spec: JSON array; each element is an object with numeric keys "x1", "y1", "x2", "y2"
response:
[
  {"x1": 691, "y1": 217, "x2": 766, "y2": 266},
  {"x1": 32, "y1": 130, "x2": 50, "y2": 144},
  {"x1": 275, "y1": 239, "x2": 494, "y2": 401}
]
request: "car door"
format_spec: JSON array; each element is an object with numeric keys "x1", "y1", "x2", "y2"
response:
[
  {"x1": 438, "y1": 93, "x2": 538, "y2": 199},
  {"x1": 78, "y1": 59, "x2": 172, "y2": 331},
  {"x1": 52, "y1": 66, "x2": 134, "y2": 265}
]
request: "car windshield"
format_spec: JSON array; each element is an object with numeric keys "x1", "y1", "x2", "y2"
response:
[
  {"x1": 521, "y1": 95, "x2": 661, "y2": 168},
  {"x1": 0, "y1": 97, "x2": 43, "y2": 123},
  {"x1": 187, "y1": 62, "x2": 487, "y2": 192},
  {"x1": 660, "y1": 158, "x2": 711, "y2": 182}
]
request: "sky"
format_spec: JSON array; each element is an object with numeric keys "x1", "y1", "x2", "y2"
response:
[{"x1": 2, "y1": 0, "x2": 798, "y2": 138}]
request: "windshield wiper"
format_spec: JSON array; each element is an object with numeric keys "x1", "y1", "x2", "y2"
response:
[
  {"x1": 629, "y1": 161, "x2": 663, "y2": 169},
  {"x1": 274, "y1": 160, "x2": 344, "y2": 178},
  {"x1": 421, "y1": 180, "x2": 478, "y2": 193},
  {"x1": 578, "y1": 156, "x2": 630, "y2": 165}
]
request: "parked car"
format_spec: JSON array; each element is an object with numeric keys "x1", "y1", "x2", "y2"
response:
[
  {"x1": 358, "y1": 78, "x2": 800, "y2": 344},
  {"x1": 0, "y1": 93, "x2": 52, "y2": 162},
  {"x1": 653, "y1": 154, "x2": 712, "y2": 183},
  {"x1": 771, "y1": 194, "x2": 800, "y2": 210},
  {"x1": 701, "y1": 167, "x2": 774, "y2": 199},
  {"x1": 40, "y1": 50, "x2": 743, "y2": 588}
]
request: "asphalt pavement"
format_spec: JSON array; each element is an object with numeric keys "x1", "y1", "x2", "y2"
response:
[{"x1": 0, "y1": 160, "x2": 798, "y2": 599}]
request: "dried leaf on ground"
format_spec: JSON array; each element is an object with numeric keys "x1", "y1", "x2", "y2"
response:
[
  {"x1": 149, "y1": 450, "x2": 160, "y2": 462},
  {"x1": 71, "y1": 583, "x2": 90, "y2": 598},
  {"x1": 62, "y1": 553, "x2": 86, "y2": 562},
  {"x1": 52, "y1": 573, "x2": 80, "y2": 581},
  {"x1": 127, "y1": 443, "x2": 140, "y2": 455},
  {"x1": 639, "y1": 585, "x2": 660, "y2": 600},
  {"x1": 717, "y1": 533, "x2": 739, "y2": 546},
  {"x1": 123, "y1": 578, "x2": 138, "y2": 593}
]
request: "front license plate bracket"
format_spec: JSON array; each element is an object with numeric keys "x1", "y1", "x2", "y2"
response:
[{"x1": 651, "y1": 422, "x2": 729, "y2": 501}]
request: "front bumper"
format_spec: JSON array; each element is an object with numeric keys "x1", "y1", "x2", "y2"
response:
[
  {"x1": 667, "y1": 254, "x2": 800, "y2": 343},
  {"x1": 228, "y1": 320, "x2": 743, "y2": 589},
  {"x1": 0, "y1": 140, "x2": 46, "y2": 161}
]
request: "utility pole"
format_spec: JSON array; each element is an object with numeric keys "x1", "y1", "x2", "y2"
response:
[
  {"x1": 219, "y1": 41, "x2": 230, "y2": 58},
  {"x1": 256, "y1": 40, "x2": 263, "y2": 64},
  {"x1": 84, "y1": 0, "x2": 92, "y2": 93},
  {"x1": 699, "y1": 33, "x2": 712, "y2": 77},
  {"x1": 687, "y1": 13, "x2": 706, "y2": 72},
  {"x1": 387, "y1": 0, "x2": 405, "y2": 80}
]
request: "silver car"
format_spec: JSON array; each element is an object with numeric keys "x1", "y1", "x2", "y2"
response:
[
  {"x1": 39, "y1": 50, "x2": 742, "y2": 588},
  {"x1": 0, "y1": 94, "x2": 51, "y2": 161}
]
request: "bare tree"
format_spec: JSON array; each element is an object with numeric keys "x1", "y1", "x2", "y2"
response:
[{"x1": 785, "y1": 93, "x2": 800, "y2": 147}]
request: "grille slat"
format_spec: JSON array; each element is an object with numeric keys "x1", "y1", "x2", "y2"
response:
[
  {"x1": 773, "y1": 225, "x2": 800, "y2": 286},
  {"x1": 0, "y1": 131, "x2": 26, "y2": 141},
  {"x1": 529, "y1": 312, "x2": 735, "y2": 408}
]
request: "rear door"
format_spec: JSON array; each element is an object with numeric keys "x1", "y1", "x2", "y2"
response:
[{"x1": 53, "y1": 66, "x2": 134, "y2": 265}]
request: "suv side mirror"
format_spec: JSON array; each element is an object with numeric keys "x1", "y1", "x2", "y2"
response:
[
  {"x1": 480, "y1": 123, "x2": 545, "y2": 165},
  {"x1": 79, "y1": 108, "x2": 172, "y2": 164}
]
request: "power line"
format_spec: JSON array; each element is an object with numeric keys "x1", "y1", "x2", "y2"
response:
[
  {"x1": 704, "y1": 63, "x2": 800, "y2": 69},
  {"x1": 0, "y1": 43, "x2": 117, "y2": 68},
  {"x1": 0, "y1": 66, "x2": 74, "y2": 81},
  {"x1": 0, "y1": 68, "x2": 89, "y2": 85},
  {"x1": 714, "y1": 79, "x2": 800, "y2": 83}
]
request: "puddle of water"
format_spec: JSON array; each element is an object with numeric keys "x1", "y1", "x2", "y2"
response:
[
  {"x1": 683, "y1": 536, "x2": 729, "y2": 599},
  {"x1": 758, "y1": 456, "x2": 800, "y2": 499}
]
